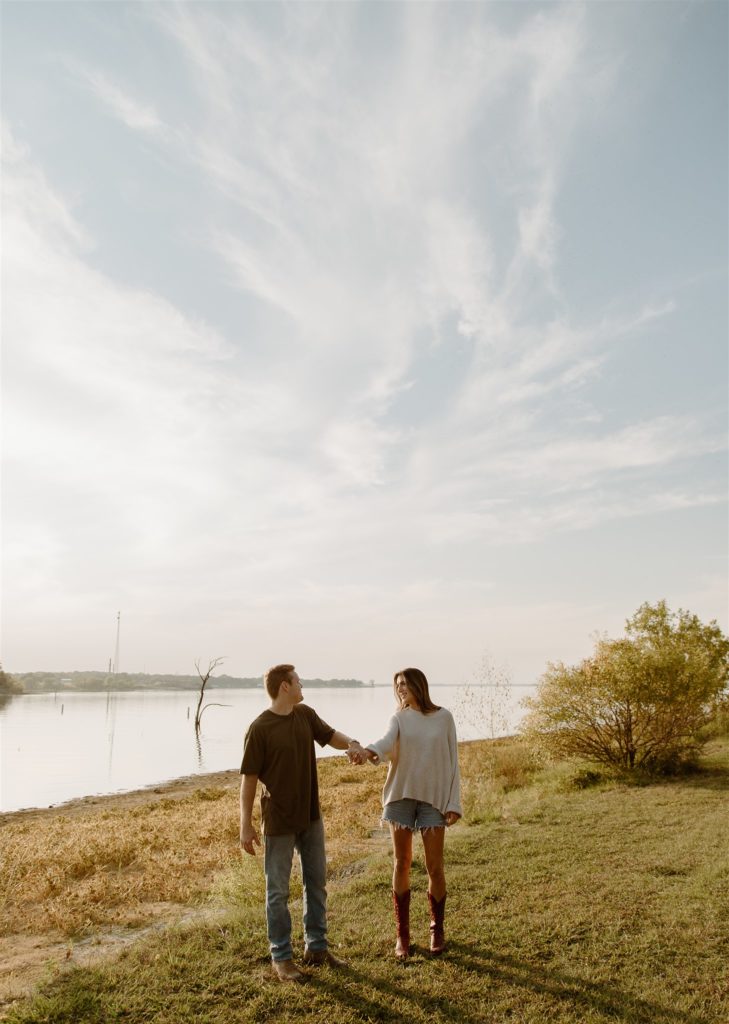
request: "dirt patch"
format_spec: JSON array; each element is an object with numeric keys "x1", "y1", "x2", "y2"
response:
[{"x1": 0, "y1": 903, "x2": 222, "y2": 1015}]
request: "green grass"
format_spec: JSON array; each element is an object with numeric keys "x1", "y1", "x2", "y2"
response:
[{"x1": 5, "y1": 738, "x2": 728, "y2": 1024}]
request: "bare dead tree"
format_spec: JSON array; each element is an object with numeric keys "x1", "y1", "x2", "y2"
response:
[{"x1": 194, "y1": 656, "x2": 226, "y2": 733}]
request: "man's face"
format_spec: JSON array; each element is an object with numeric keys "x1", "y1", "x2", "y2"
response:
[{"x1": 285, "y1": 671, "x2": 304, "y2": 704}]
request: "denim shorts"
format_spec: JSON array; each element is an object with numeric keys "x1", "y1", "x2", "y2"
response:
[{"x1": 382, "y1": 798, "x2": 446, "y2": 830}]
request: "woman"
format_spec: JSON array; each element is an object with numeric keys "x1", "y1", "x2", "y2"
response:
[{"x1": 360, "y1": 667, "x2": 461, "y2": 959}]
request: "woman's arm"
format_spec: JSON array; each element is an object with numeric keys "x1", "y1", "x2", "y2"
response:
[
  {"x1": 365, "y1": 714, "x2": 400, "y2": 764},
  {"x1": 445, "y1": 712, "x2": 462, "y2": 822}
]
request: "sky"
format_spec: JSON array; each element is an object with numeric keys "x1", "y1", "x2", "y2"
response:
[{"x1": 1, "y1": 0, "x2": 727, "y2": 691}]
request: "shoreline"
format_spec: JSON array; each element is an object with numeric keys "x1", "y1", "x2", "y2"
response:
[
  {"x1": 0, "y1": 735, "x2": 504, "y2": 822},
  {"x1": 0, "y1": 767, "x2": 242, "y2": 824}
]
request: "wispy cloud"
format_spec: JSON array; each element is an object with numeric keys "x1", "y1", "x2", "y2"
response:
[
  {"x1": 74, "y1": 66, "x2": 164, "y2": 134},
  {"x1": 10, "y1": 3, "x2": 720, "y2": 546},
  {"x1": 2, "y1": 0, "x2": 726, "y2": 676}
]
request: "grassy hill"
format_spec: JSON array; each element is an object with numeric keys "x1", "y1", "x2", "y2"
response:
[{"x1": 2, "y1": 737, "x2": 727, "y2": 1023}]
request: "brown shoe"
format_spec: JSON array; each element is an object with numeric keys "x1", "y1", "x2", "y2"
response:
[
  {"x1": 303, "y1": 948, "x2": 348, "y2": 968},
  {"x1": 272, "y1": 959, "x2": 308, "y2": 983}
]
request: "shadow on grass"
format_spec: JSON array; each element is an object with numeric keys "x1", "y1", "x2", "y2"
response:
[
  {"x1": 310, "y1": 943, "x2": 709, "y2": 1024},
  {"x1": 311, "y1": 960, "x2": 486, "y2": 1024},
  {"x1": 681, "y1": 765, "x2": 729, "y2": 791},
  {"x1": 445, "y1": 941, "x2": 708, "y2": 1024}
]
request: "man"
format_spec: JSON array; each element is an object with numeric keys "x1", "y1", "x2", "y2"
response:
[{"x1": 240, "y1": 664, "x2": 365, "y2": 983}]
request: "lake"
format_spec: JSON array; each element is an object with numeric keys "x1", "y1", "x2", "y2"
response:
[{"x1": 0, "y1": 683, "x2": 532, "y2": 812}]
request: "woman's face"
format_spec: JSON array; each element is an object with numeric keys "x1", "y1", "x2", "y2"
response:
[{"x1": 395, "y1": 674, "x2": 418, "y2": 709}]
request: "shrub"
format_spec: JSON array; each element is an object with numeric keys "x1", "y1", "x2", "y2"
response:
[{"x1": 521, "y1": 601, "x2": 729, "y2": 774}]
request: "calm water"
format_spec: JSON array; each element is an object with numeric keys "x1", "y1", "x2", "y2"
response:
[{"x1": 0, "y1": 684, "x2": 530, "y2": 812}]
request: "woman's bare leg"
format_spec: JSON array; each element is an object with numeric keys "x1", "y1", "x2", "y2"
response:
[
  {"x1": 421, "y1": 826, "x2": 446, "y2": 900},
  {"x1": 390, "y1": 825, "x2": 413, "y2": 958},
  {"x1": 390, "y1": 824, "x2": 413, "y2": 894},
  {"x1": 421, "y1": 826, "x2": 447, "y2": 953}
]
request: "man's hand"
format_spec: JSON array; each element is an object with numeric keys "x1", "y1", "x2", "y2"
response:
[
  {"x1": 240, "y1": 822, "x2": 261, "y2": 856},
  {"x1": 348, "y1": 743, "x2": 380, "y2": 766},
  {"x1": 445, "y1": 812, "x2": 460, "y2": 827},
  {"x1": 346, "y1": 740, "x2": 367, "y2": 764}
]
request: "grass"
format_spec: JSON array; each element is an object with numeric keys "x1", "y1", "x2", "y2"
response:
[
  {"x1": 0, "y1": 739, "x2": 532, "y2": 940},
  {"x1": 2, "y1": 736, "x2": 728, "y2": 1023},
  {"x1": 0, "y1": 785, "x2": 242, "y2": 937}
]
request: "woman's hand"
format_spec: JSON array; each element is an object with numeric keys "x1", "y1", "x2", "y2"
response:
[
  {"x1": 349, "y1": 747, "x2": 380, "y2": 765},
  {"x1": 346, "y1": 741, "x2": 367, "y2": 764},
  {"x1": 445, "y1": 811, "x2": 460, "y2": 827}
]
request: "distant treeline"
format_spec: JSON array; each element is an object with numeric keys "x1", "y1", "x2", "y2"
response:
[{"x1": 13, "y1": 672, "x2": 368, "y2": 694}]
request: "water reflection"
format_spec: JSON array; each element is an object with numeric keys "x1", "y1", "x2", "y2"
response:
[
  {"x1": 106, "y1": 690, "x2": 116, "y2": 776},
  {"x1": 194, "y1": 701, "x2": 232, "y2": 769}
]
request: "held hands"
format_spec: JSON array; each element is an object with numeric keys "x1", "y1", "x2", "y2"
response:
[
  {"x1": 346, "y1": 740, "x2": 366, "y2": 764},
  {"x1": 240, "y1": 822, "x2": 261, "y2": 856},
  {"x1": 346, "y1": 741, "x2": 378, "y2": 766}
]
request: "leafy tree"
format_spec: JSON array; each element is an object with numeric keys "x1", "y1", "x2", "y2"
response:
[
  {"x1": 0, "y1": 664, "x2": 22, "y2": 694},
  {"x1": 521, "y1": 602, "x2": 729, "y2": 773}
]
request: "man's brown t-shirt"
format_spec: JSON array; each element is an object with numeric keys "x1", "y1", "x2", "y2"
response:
[{"x1": 240, "y1": 704, "x2": 335, "y2": 835}]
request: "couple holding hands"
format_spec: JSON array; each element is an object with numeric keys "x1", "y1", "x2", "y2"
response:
[{"x1": 239, "y1": 664, "x2": 461, "y2": 983}]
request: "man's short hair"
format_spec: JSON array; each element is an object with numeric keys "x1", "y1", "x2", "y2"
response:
[{"x1": 265, "y1": 664, "x2": 295, "y2": 699}]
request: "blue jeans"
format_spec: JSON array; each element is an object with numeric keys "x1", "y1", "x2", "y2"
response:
[{"x1": 263, "y1": 816, "x2": 328, "y2": 962}]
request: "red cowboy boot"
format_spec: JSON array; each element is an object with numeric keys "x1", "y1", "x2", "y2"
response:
[
  {"x1": 428, "y1": 891, "x2": 447, "y2": 955},
  {"x1": 392, "y1": 889, "x2": 411, "y2": 960}
]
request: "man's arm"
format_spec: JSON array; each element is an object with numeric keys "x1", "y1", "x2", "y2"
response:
[
  {"x1": 240, "y1": 774, "x2": 262, "y2": 855},
  {"x1": 328, "y1": 730, "x2": 367, "y2": 763}
]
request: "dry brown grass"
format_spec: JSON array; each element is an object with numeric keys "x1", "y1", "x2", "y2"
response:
[
  {"x1": 0, "y1": 756, "x2": 387, "y2": 941},
  {"x1": 458, "y1": 736, "x2": 540, "y2": 823},
  {"x1": 0, "y1": 782, "x2": 241, "y2": 937},
  {"x1": 0, "y1": 738, "x2": 509, "y2": 943}
]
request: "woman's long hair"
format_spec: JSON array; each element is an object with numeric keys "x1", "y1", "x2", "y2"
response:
[{"x1": 393, "y1": 667, "x2": 441, "y2": 714}]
